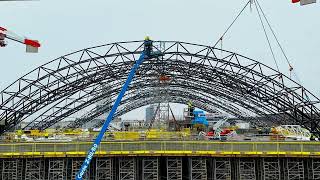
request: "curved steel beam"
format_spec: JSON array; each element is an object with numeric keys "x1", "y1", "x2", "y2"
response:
[{"x1": 0, "y1": 41, "x2": 319, "y2": 135}]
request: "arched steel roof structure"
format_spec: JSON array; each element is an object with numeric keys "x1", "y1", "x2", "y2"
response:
[{"x1": 0, "y1": 40, "x2": 319, "y2": 135}]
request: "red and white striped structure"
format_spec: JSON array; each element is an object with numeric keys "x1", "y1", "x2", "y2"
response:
[
  {"x1": 0, "y1": 26, "x2": 40, "y2": 53},
  {"x1": 292, "y1": 0, "x2": 317, "y2": 5}
]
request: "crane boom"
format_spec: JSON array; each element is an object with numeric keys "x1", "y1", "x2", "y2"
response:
[
  {"x1": 76, "y1": 38, "x2": 161, "y2": 180},
  {"x1": 0, "y1": 26, "x2": 40, "y2": 53}
]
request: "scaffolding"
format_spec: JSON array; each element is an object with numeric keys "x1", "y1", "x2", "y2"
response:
[
  {"x1": 96, "y1": 158, "x2": 113, "y2": 180},
  {"x1": 189, "y1": 157, "x2": 207, "y2": 180},
  {"x1": 263, "y1": 158, "x2": 280, "y2": 180},
  {"x1": 286, "y1": 158, "x2": 304, "y2": 180},
  {"x1": 214, "y1": 158, "x2": 231, "y2": 180},
  {"x1": 119, "y1": 157, "x2": 136, "y2": 180},
  {"x1": 25, "y1": 159, "x2": 44, "y2": 180},
  {"x1": 1, "y1": 159, "x2": 23, "y2": 180},
  {"x1": 167, "y1": 157, "x2": 182, "y2": 180},
  {"x1": 48, "y1": 159, "x2": 65, "y2": 180},
  {"x1": 142, "y1": 157, "x2": 159, "y2": 180},
  {"x1": 239, "y1": 158, "x2": 255, "y2": 180},
  {"x1": 312, "y1": 158, "x2": 320, "y2": 180},
  {"x1": 72, "y1": 159, "x2": 89, "y2": 180}
]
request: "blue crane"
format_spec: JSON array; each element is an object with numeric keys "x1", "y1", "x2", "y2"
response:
[{"x1": 76, "y1": 37, "x2": 160, "y2": 180}]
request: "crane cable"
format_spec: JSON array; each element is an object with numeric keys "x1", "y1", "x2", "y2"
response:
[
  {"x1": 253, "y1": 0, "x2": 281, "y2": 73},
  {"x1": 254, "y1": 0, "x2": 298, "y2": 78},
  {"x1": 254, "y1": 0, "x2": 309, "y2": 101},
  {"x1": 213, "y1": 0, "x2": 252, "y2": 48}
]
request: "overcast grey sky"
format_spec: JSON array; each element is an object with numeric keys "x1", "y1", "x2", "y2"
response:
[{"x1": 0, "y1": 0, "x2": 319, "y2": 119}]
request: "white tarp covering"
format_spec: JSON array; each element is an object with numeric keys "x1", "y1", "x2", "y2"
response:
[{"x1": 300, "y1": 0, "x2": 317, "y2": 5}]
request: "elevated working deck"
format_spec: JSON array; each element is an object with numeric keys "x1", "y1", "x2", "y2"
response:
[{"x1": 1, "y1": 141, "x2": 320, "y2": 158}]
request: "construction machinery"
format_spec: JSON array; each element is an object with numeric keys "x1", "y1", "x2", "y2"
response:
[
  {"x1": 76, "y1": 37, "x2": 163, "y2": 180},
  {"x1": 0, "y1": 26, "x2": 40, "y2": 53}
]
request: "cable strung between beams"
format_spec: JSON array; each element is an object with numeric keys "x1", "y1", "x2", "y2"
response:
[
  {"x1": 253, "y1": 0, "x2": 281, "y2": 73},
  {"x1": 213, "y1": 0, "x2": 251, "y2": 48}
]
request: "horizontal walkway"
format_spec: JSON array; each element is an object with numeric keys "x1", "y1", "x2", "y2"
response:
[{"x1": 0, "y1": 141, "x2": 320, "y2": 158}]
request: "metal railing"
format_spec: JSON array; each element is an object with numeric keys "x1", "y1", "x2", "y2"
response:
[{"x1": 0, "y1": 141, "x2": 320, "y2": 154}]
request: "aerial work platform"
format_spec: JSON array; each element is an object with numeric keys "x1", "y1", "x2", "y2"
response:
[{"x1": 0, "y1": 141, "x2": 319, "y2": 158}]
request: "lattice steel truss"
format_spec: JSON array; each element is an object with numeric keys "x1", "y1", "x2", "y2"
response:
[
  {"x1": 167, "y1": 157, "x2": 182, "y2": 180},
  {"x1": 0, "y1": 41, "x2": 319, "y2": 134}
]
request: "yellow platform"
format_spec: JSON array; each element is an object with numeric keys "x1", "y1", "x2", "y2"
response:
[{"x1": 0, "y1": 141, "x2": 320, "y2": 158}]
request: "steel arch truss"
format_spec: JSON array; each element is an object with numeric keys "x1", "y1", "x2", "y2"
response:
[{"x1": 0, "y1": 40, "x2": 319, "y2": 135}]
